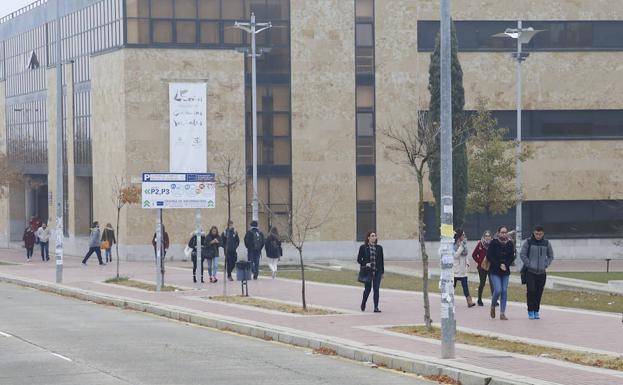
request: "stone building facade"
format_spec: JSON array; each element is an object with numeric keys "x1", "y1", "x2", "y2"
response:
[{"x1": 0, "y1": 0, "x2": 621, "y2": 260}]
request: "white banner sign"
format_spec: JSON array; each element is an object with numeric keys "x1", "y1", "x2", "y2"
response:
[
  {"x1": 142, "y1": 173, "x2": 216, "y2": 209},
  {"x1": 169, "y1": 83, "x2": 207, "y2": 172}
]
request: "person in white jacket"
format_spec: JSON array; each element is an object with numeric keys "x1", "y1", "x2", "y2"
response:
[
  {"x1": 36, "y1": 223, "x2": 50, "y2": 261},
  {"x1": 453, "y1": 229, "x2": 475, "y2": 308}
]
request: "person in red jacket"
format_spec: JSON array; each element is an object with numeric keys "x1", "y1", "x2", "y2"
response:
[
  {"x1": 23, "y1": 227, "x2": 36, "y2": 262},
  {"x1": 471, "y1": 230, "x2": 493, "y2": 306}
]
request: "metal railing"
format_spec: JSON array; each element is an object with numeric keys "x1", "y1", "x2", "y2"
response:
[{"x1": 0, "y1": 0, "x2": 48, "y2": 25}]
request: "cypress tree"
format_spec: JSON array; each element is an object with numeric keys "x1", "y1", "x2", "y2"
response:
[{"x1": 427, "y1": 22, "x2": 468, "y2": 229}]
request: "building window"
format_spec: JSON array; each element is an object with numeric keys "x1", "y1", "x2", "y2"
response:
[{"x1": 417, "y1": 21, "x2": 623, "y2": 52}]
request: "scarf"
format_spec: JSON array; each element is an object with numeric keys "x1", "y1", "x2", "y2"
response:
[
  {"x1": 369, "y1": 244, "x2": 377, "y2": 272},
  {"x1": 480, "y1": 236, "x2": 491, "y2": 249}
]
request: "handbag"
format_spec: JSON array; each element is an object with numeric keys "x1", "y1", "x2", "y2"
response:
[
  {"x1": 183, "y1": 245, "x2": 192, "y2": 260},
  {"x1": 100, "y1": 240, "x2": 110, "y2": 250},
  {"x1": 481, "y1": 256, "x2": 490, "y2": 271},
  {"x1": 357, "y1": 265, "x2": 372, "y2": 284}
]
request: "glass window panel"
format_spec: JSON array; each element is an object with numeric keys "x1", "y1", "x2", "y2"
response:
[
  {"x1": 246, "y1": 0, "x2": 266, "y2": 20},
  {"x1": 247, "y1": 176, "x2": 269, "y2": 203},
  {"x1": 153, "y1": 20, "x2": 173, "y2": 43},
  {"x1": 272, "y1": 139, "x2": 290, "y2": 166},
  {"x1": 357, "y1": 112, "x2": 374, "y2": 136},
  {"x1": 272, "y1": 86, "x2": 289, "y2": 111},
  {"x1": 126, "y1": 19, "x2": 150, "y2": 44},
  {"x1": 357, "y1": 210, "x2": 376, "y2": 241},
  {"x1": 355, "y1": 0, "x2": 374, "y2": 19},
  {"x1": 176, "y1": 21, "x2": 197, "y2": 43},
  {"x1": 356, "y1": 85, "x2": 374, "y2": 109},
  {"x1": 222, "y1": 0, "x2": 244, "y2": 19},
  {"x1": 151, "y1": 0, "x2": 173, "y2": 18},
  {"x1": 269, "y1": 177, "x2": 290, "y2": 204},
  {"x1": 357, "y1": 176, "x2": 375, "y2": 202},
  {"x1": 266, "y1": 0, "x2": 289, "y2": 19},
  {"x1": 273, "y1": 114, "x2": 289, "y2": 136},
  {"x1": 356, "y1": 23, "x2": 373, "y2": 47},
  {"x1": 199, "y1": 0, "x2": 220, "y2": 18},
  {"x1": 199, "y1": 21, "x2": 219, "y2": 43},
  {"x1": 223, "y1": 22, "x2": 243, "y2": 44},
  {"x1": 175, "y1": 0, "x2": 197, "y2": 18},
  {"x1": 269, "y1": 21, "x2": 289, "y2": 45},
  {"x1": 356, "y1": 47, "x2": 374, "y2": 74}
]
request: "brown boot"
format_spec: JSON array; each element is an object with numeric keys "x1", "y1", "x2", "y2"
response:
[
  {"x1": 466, "y1": 296, "x2": 476, "y2": 308},
  {"x1": 490, "y1": 306, "x2": 496, "y2": 319},
  {"x1": 500, "y1": 313, "x2": 508, "y2": 320}
]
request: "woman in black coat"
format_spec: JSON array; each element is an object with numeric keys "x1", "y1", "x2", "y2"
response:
[
  {"x1": 357, "y1": 230, "x2": 385, "y2": 313},
  {"x1": 486, "y1": 226, "x2": 515, "y2": 320},
  {"x1": 265, "y1": 227, "x2": 283, "y2": 279},
  {"x1": 188, "y1": 232, "x2": 207, "y2": 283}
]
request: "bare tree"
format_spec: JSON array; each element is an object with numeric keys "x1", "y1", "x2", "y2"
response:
[
  {"x1": 263, "y1": 179, "x2": 335, "y2": 310},
  {"x1": 384, "y1": 112, "x2": 440, "y2": 329},
  {"x1": 111, "y1": 177, "x2": 141, "y2": 279},
  {"x1": 0, "y1": 153, "x2": 22, "y2": 199},
  {"x1": 214, "y1": 152, "x2": 244, "y2": 294}
]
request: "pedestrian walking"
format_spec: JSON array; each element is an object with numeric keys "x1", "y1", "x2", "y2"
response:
[
  {"x1": 206, "y1": 226, "x2": 221, "y2": 283},
  {"x1": 265, "y1": 226, "x2": 283, "y2": 279},
  {"x1": 472, "y1": 230, "x2": 494, "y2": 306},
  {"x1": 487, "y1": 226, "x2": 515, "y2": 320},
  {"x1": 221, "y1": 221, "x2": 240, "y2": 281},
  {"x1": 151, "y1": 225, "x2": 170, "y2": 259},
  {"x1": 23, "y1": 227, "x2": 36, "y2": 262},
  {"x1": 357, "y1": 230, "x2": 385, "y2": 313},
  {"x1": 82, "y1": 221, "x2": 104, "y2": 266},
  {"x1": 36, "y1": 222, "x2": 50, "y2": 261},
  {"x1": 520, "y1": 225, "x2": 554, "y2": 320},
  {"x1": 101, "y1": 223, "x2": 116, "y2": 263},
  {"x1": 453, "y1": 229, "x2": 475, "y2": 308},
  {"x1": 188, "y1": 231, "x2": 206, "y2": 283},
  {"x1": 244, "y1": 220, "x2": 264, "y2": 280}
]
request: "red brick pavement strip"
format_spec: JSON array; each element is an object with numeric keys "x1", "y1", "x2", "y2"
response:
[{"x1": 1, "y1": 249, "x2": 622, "y2": 385}]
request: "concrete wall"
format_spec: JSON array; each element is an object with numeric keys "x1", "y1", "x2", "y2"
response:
[
  {"x1": 0, "y1": 81, "x2": 8, "y2": 246},
  {"x1": 90, "y1": 48, "x2": 245, "y2": 259}
]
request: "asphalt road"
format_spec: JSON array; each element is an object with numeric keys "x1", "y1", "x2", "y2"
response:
[{"x1": 0, "y1": 282, "x2": 433, "y2": 385}]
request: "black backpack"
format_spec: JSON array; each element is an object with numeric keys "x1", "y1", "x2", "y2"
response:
[{"x1": 252, "y1": 231, "x2": 263, "y2": 251}]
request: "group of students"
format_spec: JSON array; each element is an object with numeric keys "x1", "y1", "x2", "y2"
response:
[
  {"x1": 356, "y1": 225, "x2": 554, "y2": 320},
  {"x1": 454, "y1": 225, "x2": 554, "y2": 320},
  {"x1": 22, "y1": 221, "x2": 50, "y2": 262},
  {"x1": 187, "y1": 220, "x2": 283, "y2": 284}
]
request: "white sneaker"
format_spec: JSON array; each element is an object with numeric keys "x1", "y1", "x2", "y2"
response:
[
  {"x1": 81, "y1": 262, "x2": 87, "y2": 267},
  {"x1": 272, "y1": 271, "x2": 276, "y2": 279}
]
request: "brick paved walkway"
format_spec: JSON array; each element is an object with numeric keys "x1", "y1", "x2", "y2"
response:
[{"x1": 1, "y1": 248, "x2": 621, "y2": 385}]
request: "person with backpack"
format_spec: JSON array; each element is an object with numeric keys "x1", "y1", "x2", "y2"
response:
[
  {"x1": 188, "y1": 230, "x2": 207, "y2": 283},
  {"x1": 520, "y1": 225, "x2": 554, "y2": 320},
  {"x1": 244, "y1": 220, "x2": 264, "y2": 280},
  {"x1": 265, "y1": 226, "x2": 283, "y2": 279},
  {"x1": 221, "y1": 220, "x2": 240, "y2": 281},
  {"x1": 205, "y1": 226, "x2": 221, "y2": 283}
]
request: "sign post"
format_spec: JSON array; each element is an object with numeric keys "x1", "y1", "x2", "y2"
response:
[{"x1": 142, "y1": 173, "x2": 216, "y2": 290}]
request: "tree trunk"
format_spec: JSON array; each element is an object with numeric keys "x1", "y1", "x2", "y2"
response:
[
  {"x1": 418, "y1": 172, "x2": 433, "y2": 330},
  {"x1": 115, "y1": 207, "x2": 121, "y2": 279},
  {"x1": 298, "y1": 248, "x2": 307, "y2": 310},
  {"x1": 224, "y1": 186, "x2": 231, "y2": 295}
]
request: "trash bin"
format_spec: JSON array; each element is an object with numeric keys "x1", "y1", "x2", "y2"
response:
[{"x1": 236, "y1": 260, "x2": 252, "y2": 281}]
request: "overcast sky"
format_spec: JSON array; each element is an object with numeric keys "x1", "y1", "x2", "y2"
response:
[{"x1": 0, "y1": 0, "x2": 39, "y2": 20}]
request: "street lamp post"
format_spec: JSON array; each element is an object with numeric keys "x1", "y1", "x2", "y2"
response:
[
  {"x1": 234, "y1": 13, "x2": 271, "y2": 223},
  {"x1": 494, "y1": 21, "x2": 543, "y2": 266},
  {"x1": 54, "y1": 0, "x2": 64, "y2": 283}
]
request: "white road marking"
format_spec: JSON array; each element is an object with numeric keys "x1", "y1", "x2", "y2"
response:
[
  {"x1": 0, "y1": 331, "x2": 12, "y2": 337},
  {"x1": 50, "y1": 352, "x2": 72, "y2": 362}
]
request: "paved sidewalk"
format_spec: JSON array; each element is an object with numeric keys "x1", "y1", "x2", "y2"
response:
[{"x1": 1, "y1": 248, "x2": 621, "y2": 385}]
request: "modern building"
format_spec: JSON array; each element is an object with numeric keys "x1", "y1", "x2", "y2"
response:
[{"x1": 0, "y1": 0, "x2": 621, "y2": 260}]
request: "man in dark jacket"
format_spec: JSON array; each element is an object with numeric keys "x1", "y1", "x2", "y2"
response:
[
  {"x1": 244, "y1": 220, "x2": 264, "y2": 280},
  {"x1": 221, "y1": 220, "x2": 240, "y2": 281},
  {"x1": 520, "y1": 225, "x2": 554, "y2": 320}
]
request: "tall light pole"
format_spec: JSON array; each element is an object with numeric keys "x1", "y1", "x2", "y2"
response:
[
  {"x1": 234, "y1": 13, "x2": 271, "y2": 223},
  {"x1": 54, "y1": 0, "x2": 64, "y2": 283},
  {"x1": 494, "y1": 21, "x2": 543, "y2": 265},
  {"x1": 439, "y1": 0, "x2": 455, "y2": 359}
]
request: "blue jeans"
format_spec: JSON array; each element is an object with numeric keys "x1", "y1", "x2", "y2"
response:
[
  {"x1": 105, "y1": 248, "x2": 112, "y2": 262},
  {"x1": 208, "y1": 257, "x2": 219, "y2": 277},
  {"x1": 454, "y1": 276, "x2": 470, "y2": 297},
  {"x1": 362, "y1": 270, "x2": 383, "y2": 309},
  {"x1": 40, "y1": 242, "x2": 49, "y2": 260},
  {"x1": 248, "y1": 250, "x2": 261, "y2": 278},
  {"x1": 490, "y1": 274, "x2": 509, "y2": 313}
]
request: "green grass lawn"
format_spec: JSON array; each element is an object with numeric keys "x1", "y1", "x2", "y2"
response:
[
  {"x1": 0, "y1": 260, "x2": 18, "y2": 265},
  {"x1": 270, "y1": 269, "x2": 623, "y2": 314},
  {"x1": 549, "y1": 272, "x2": 623, "y2": 284}
]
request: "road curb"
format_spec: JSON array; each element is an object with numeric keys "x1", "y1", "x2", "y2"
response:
[{"x1": 0, "y1": 273, "x2": 560, "y2": 385}]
